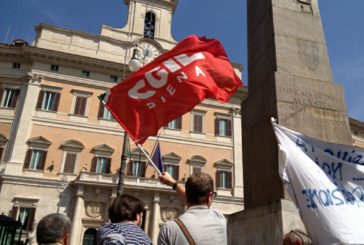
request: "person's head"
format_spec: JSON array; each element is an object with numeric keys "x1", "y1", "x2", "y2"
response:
[
  {"x1": 36, "y1": 213, "x2": 71, "y2": 245},
  {"x1": 108, "y1": 194, "x2": 145, "y2": 226},
  {"x1": 185, "y1": 172, "x2": 216, "y2": 207},
  {"x1": 283, "y1": 229, "x2": 312, "y2": 245}
]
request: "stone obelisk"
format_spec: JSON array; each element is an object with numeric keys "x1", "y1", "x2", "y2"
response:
[{"x1": 228, "y1": 0, "x2": 352, "y2": 244}]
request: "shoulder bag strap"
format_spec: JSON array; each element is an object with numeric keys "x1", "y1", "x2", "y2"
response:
[{"x1": 174, "y1": 218, "x2": 196, "y2": 245}]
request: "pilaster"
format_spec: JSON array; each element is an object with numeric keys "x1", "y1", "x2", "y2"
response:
[
  {"x1": 4, "y1": 73, "x2": 42, "y2": 175},
  {"x1": 231, "y1": 108, "x2": 244, "y2": 198}
]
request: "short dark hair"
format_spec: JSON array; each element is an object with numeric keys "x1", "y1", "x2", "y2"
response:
[
  {"x1": 185, "y1": 172, "x2": 214, "y2": 205},
  {"x1": 108, "y1": 194, "x2": 145, "y2": 223},
  {"x1": 36, "y1": 213, "x2": 71, "y2": 244}
]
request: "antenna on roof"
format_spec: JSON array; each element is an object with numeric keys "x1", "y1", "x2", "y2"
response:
[{"x1": 4, "y1": 25, "x2": 11, "y2": 43}]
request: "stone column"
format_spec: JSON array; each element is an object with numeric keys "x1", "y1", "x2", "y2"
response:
[
  {"x1": 69, "y1": 186, "x2": 84, "y2": 245},
  {"x1": 151, "y1": 193, "x2": 160, "y2": 244},
  {"x1": 228, "y1": 0, "x2": 352, "y2": 244},
  {"x1": 4, "y1": 73, "x2": 42, "y2": 175},
  {"x1": 144, "y1": 205, "x2": 150, "y2": 235}
]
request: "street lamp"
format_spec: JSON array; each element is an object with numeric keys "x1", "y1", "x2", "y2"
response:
[
  {"x1": 128, "y1": 46, "x2": 143, "y2": 72},
  {"x1": 117, "y1": 43, "x2": 148, "y2": 196},
  {"x1": 57, "y1": 175, "x2": 68, "y2": 213}
]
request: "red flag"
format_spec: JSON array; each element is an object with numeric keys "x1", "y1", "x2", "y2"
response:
[{"x1": 101, "y1": 35, "x2": 242, "y2": 144}]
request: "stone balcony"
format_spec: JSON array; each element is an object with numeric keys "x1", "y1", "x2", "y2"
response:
[{"x1": 77, "y1": 171, "x2": 168, "y2": 190}]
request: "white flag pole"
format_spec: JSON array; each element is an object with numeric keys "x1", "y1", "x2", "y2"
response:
[{"x1": 136, "y1": 144, "x2": 162, "y2": 175}]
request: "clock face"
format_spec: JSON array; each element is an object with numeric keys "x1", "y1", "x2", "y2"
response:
[{"x1": 138, "y1": 42, "x2": 160, "y2": 64}]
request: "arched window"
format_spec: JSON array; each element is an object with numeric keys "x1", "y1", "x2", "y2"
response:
[
  {"x1": 82, "y1": 228, "x2": 97, "y2": 245},
  {"x1": 144, "y1": 12, "x2": 155, "y2": 38}
]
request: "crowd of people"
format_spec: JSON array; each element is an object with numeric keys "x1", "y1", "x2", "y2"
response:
[{"x1": 35, "y1": 171, "x2": 309, "y2": 245}]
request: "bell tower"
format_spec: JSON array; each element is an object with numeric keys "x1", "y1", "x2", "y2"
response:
[{"x1": 101, "y1": 0, "x2": 178, "y2": 45}]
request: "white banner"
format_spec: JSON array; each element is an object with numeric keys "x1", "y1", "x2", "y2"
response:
[{"x1": 272, "y1": 119, "x2": 364, "y2": 244}]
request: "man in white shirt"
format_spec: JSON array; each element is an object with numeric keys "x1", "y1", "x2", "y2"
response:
[{"x1": 158, "y1": 172, "x2": 227, "y2": 245}]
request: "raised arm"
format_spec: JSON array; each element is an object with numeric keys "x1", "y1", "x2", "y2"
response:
[{"x1": 159, "y1": 172, "x2": 186, "y2": 203}]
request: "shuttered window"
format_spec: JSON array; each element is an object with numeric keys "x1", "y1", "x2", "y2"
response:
[
  {"x1": 98, "y1": 102, "x2": 114, "y2": 120},
  {"x1": 73, "y1": 96, "x2": 87, "y2": 116},
  {"x1": 216, "y1": 170, "x2": 232, "y2": 189},
  {"x1": 165, "y1": 164, "x2": 179, "y2": 180},
  {"x1": 128, "y1": 161, "x2": 146, "y2": 177},
  {"x1": 192, "y1": 111, "x2": 204, "y2": 133},
  {"x1": 0, "y1": 88, "x2": 20, "y2": 108},
  {"x1": 91, "y1": 157, "x2": 111, "y2": 174},
  {"x1": 63, "y1": 153, "x2": 77, "y2": 173},
  {"x1": 12, "y1": 206, "x2": 36, "y2": 231},
  {"x1": 215, "y1": 117, "x2": 232, "y2": 137},
  {"x1": 24, "y1": 149, "x2": 47, "y2": 170},
  {"x1": 36, "y1": 91, "x2": 60, "y2": 112},
  {"x1": 166, "y1": 117, "x2": 182, "y2": 130}
]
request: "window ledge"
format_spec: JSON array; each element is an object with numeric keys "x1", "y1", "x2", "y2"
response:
[
  {"x1": 23, "y1": 169, "x2": 44, "y2": 178},
  {"x1": 68, "y1": 114, "x2": 88, "y2": 118},
  {"x1": 216, "y1": 136, "x2": 232, "y2": 143},
  {"x1": 36, "y1": 109, "x2": 57, "y2": 113},
  {"x1": 164, "y1": 128, "x2": 182, "y2": 136},
  {"x1": 164, "y1": 127, "x2": 181, "y2": 131},
  {"x1": 216, "y1": 189, "x2": 233, "y2": 197},
  {"x1": 0, "y1": 106, "x2": 15, "y2": 110},
  {"x1": 189, "y1": 132, "x2": 206, "y2": 140},
  {"x1": 98, "y1": 119, "x2": 118, "y2": 127},
  {"x1": 36, "y1": 110, "x2": 57, "y2": 119},
  {"x1": 98, "y1": 117, "x2": 116, "y2": 122},
  {"x1": 69, "y1": 114, "x2": 88, "y2": 123},
  {"x1": 23, "y1": 169, "x2": 43, "y2": 172}
]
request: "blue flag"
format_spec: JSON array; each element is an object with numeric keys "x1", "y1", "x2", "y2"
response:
[{"x1": 151, "y1": 141, "x2": 164, "y2": 172}]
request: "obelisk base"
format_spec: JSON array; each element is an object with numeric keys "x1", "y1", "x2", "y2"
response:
[{"x1": 228, "y1": 199, "x2": 305, "y2": 244}]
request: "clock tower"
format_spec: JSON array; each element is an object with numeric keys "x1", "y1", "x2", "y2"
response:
[{"x1": 100, "y1": 0, "x2": 178, "y2": 57}]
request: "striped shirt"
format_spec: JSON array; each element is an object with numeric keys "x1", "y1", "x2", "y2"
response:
[{"x1": 97, "y1": 223, "x2": 152, "y2": 245}]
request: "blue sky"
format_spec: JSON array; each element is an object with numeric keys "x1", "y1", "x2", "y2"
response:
[{"x1": 0, "y1": 0, "x2": 363, "y2": 121}]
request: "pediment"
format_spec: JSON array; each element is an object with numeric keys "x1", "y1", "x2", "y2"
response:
[
  {"x1": 27, "y1": 136, "x2": 51, "y2": 148},
  {"x1": 91, "y1": 144, "x2": 114, "y2": 155},
  {"x1": 61, "y1": 140, "x2": 84, "y2": 152},
  {"x1": 187, "y1": 155, "x2": 207, "y2": 166},
  {"x1": 213, "y1": 159, "x2": 233, "y2": 170},
  {"x1": 163, "y1": 152, "x2": 181, "y2": 164}
]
